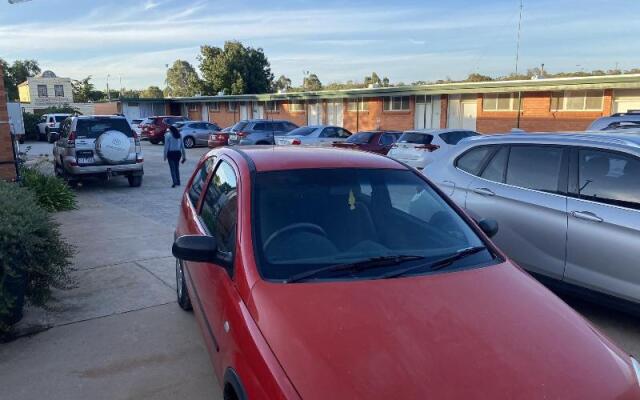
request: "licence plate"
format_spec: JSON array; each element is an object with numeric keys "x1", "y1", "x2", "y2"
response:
[
  {"x1": 78, "y1": 157, "x2": 94, "y2": 164},
  {"x1": 229, "y1": 134, "x2": 237, "y2": 141}
]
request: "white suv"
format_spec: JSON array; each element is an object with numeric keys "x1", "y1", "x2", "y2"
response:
[
  {"x1": 387, "y1": 129, "x2": 479, "y2": 170},
  {"x1": 37, "y1": 113, "x2": 72, "y2": 143},
  {"x1": 53, "y1": 115, "x2": 144, "y2": 187}
]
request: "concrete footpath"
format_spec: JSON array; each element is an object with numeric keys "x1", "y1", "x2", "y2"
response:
[{"x1": 0, "y1": 142, "x2": 220, "y2": 399}]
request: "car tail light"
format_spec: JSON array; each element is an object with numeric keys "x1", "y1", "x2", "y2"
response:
[
  {"x1": 416, "y1": 144, "x2": 440, "y2": 152},
  {"x1": 236, "y1": 131, "x2": 248, "y2": 137},
  {"x1": 216, "y1": 134, "x2": 226, "y2": 140},
  {"x1": 67, "y1": 131, "x2": 76, "y2": 147},
  {"x1": 291, "y1": 139, "x2": 301, "y2": 145}
]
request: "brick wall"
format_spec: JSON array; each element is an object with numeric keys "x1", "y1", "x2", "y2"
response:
[
  {"x1": 380, "y1": 97, "x2": 415, "y2": 131},
  {"x1": 476, "y1": 90, "x2": 613, "y2": 133},
  {"x1": 208, "y1": 103, "x2": 240, "y2": 128},
  {"x1": 343, "y1": 98, "x2": 379, "y2": 132},
  {"x1": 0, "y1": 64, "x2": 17, "y2": 181}
]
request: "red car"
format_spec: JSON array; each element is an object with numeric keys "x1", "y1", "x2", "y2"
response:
[
  {"x1": 173, "y1": 147, "x2": 640, "y2": 400},
  {"x1": 140, "y1": 115, "x2": 189, "y2": 144},
  {"x1": 208, "y1": 126, "x2": 231, "y2": 148},
  {"x1": 332, "y1": 130, "x2": 402, "y2": 154}
]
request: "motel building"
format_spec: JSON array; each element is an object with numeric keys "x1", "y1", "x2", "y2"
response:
[{"x1": 120, "y1": 74, "x2": 640, "y2": 133}]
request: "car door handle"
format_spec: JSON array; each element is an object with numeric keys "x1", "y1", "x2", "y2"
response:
[
  {"x1": 473, "y1": 187, "x2": 495, "y2": 196},
  {"x1": 570, "y1": 211, "x2": 603, "y2": 223}
]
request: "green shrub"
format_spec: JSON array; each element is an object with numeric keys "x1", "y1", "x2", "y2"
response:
[
  {"x1": 21, "y1": 165, "x2": 76, "y2": 212},
  {"x1": 0, "y1": 181, "x2": 74, "y2": 334},
  {"x1": 22, "y1": 112, "x2": 40, "y2": 140}
]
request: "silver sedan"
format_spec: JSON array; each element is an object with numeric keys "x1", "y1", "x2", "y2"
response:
[
  {"x1": 276, "y1": 125, "x2": 352, "y2": 147},
  {"x1": 176, "y1": 121, "x2": 221, "y2": 148}
]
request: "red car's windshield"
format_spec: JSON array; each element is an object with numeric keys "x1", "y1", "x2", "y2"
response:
[{"x1": 253, "y1": 168, "x2": 495, "y2": 282}]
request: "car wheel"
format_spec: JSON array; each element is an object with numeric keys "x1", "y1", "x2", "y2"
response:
[
  {"x1": 255, "y1": 141, "x2": 270, "y2": 145},
  {"x1": 127, "y1": 175, "x2": 143, "y2": 187},
  {"x1": 176, "y1": 259, "x2": 192, "y2": 311},
  {"x1": 183, "y1": 136, "x2": 195, "y2": 149}
]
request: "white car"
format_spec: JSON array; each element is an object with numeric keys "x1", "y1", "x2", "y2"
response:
[
  {"x1": 276, "y1": 125, "x2": 352, "y2": 146},
  {"x1": 387, "y1": 129, "x2": 479, "y2": 170},
  {"x1": 37, "y1": 113, "x2": 72, "y2": 143}
]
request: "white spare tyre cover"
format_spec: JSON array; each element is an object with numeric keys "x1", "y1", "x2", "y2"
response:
[{"x1": 96, "y1": 130, "x2": 130, "y2": 164}]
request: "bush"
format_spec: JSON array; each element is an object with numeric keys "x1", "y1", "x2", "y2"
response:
[
  {"x1": 21, "y1": 165, "x2": 76, "y2": 212},
  {"x1": 0, "y1": 181, "x2": 74, "y2": 334},
  {"x1": 22, "y1": 112, "x2": 40, "y2": 141}
]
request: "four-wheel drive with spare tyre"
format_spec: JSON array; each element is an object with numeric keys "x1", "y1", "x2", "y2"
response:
[{"x1": 52, "y1": 115, "x2": 144, "y2": 187}]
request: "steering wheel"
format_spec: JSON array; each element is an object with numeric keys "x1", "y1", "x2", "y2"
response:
[{"x1": 263, "y1": 223, "x2": 328, "y2": 251}]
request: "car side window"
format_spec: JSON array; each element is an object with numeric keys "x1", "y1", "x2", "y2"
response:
[
  {"x1": 456, "y1": 146, "x2": 493, "y2": 175},
  {"x1": 272, "y1": 122, "x2": 286, "y2": 131},
  {"x1": 379, "y1": 133, "x2": 395, "y2": 146},
  {"x1": 199, "y1": 161, "x2": 238, "y2": 268},
  {"x1": 285, "y1": 122, "x2": 298, "y2": 131},
  {"x1": 506, "y1": 146, "x2": 564, "y2": 193},
  {"x1": 321, "y1": 127, "x2": 338, "y2": 138},
  {"x1": 577, "y1": 149, "x2": 640, "y2": 209},
  {"x1": 253, "y1": 122, "x2": 269, "y2": 131},
  {"x1": 188, "y1": 157, "x2": 216, "y2": 206},
  {"x1": 337, "y1": 128, "x2": 351, "y2": 138},
  {"x1": 480, "y1": 146, "x2": 509, "y2": 182}
]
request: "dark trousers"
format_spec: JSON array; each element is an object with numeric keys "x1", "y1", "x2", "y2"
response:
[{"x1": 167, "y1": 151, "x2": 182, "y2": 185}]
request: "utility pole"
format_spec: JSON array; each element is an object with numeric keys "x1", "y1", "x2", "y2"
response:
[
  {"x1": 515, "y1": 0, "x2": 523, "y2": 76},
  {"x1": 106, "y1": 74, "x2": 111, "y2": 102}
]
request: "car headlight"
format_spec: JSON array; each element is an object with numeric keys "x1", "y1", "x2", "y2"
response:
[{"x1": 633, "y1": 357, "x2": 640, "y2": 385}]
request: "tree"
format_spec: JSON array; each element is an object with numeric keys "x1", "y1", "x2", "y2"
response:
[
  {"x1": 198, "y1": 41, "x2": 273, "y2": 95},
  {"x1": 72, "y1": 76, "x2": 95, "y2": 102},
  {"x1": 165, "y1": 60, "x2": 203, "y2": 97},
  {"x1": 465, "y1": 73, "x2": 494, "y2": 82},
  {"x1": 272, "y1": 75, "x2": 292, "y2": 92},
  {"x1": 140, "y1": 86, "x2": 164, "y2": 98},
  {"x1": 0, "y1": 58, "x2": 41, "y2": 100},
  {"x1": 303, "y1": 73, "x2": 322, "y2": 91},
  {"x1": 121, "y1": 89, "x2": 140, "y2": 99}
]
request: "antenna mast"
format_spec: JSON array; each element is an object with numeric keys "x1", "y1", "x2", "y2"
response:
[{"x1": 515, "y1": 0, "x2": 523, "y2": 75}]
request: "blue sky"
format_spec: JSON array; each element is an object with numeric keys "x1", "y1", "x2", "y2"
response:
[{"x1": 1, "y1": 0, "x2": 638, "y2": 90}]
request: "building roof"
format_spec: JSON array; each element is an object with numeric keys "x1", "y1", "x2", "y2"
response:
[{"x1": 126, "y1": 73, "x2": 640, "y2": 104}]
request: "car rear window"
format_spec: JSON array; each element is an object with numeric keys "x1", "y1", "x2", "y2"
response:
[
  {"x1": 346, "y1": 132, "x2": 374, "y2": 144},
  {"x1": 231, "y1": 121, "x2": 248, "y2": 131},
  {"x1": 439, "y1": 131, "x2": 479, "y2": 145},
  {"x1": 76, "y1": 118, "x2": 134, "y2": 138},
  {"x1": 253, "y1": 122, "x2": 271, "y2": 131},
  {"x1": 287, "y1": 127, "x2": 316, "y2": 136},
  {"x1": 55, "y1": 115, "x2": 68, "y2": 122},
  {"x1": 398, "y1": 132, "x2": 433, "y2": 144}
]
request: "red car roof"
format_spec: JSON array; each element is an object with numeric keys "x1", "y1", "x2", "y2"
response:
[{"x1": 224, "y1": 146, "x2": 406, "y2": 172}]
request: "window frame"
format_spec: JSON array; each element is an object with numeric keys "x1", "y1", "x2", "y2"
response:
[
  {"x1": 189, "y1": 156, "x2": 217, "y2": 209},
  {"x1": 347, "y1": 98, "x2": 369, "y2": 112},
  {"x1": 383, "y1": 96, "x2": 410, "y2": 112},
  {"x1": 54, "y1": 84, "x2": 65, "y2": 97},
  {"x1": 265, "y1": 101, "x2": 279, "y2": 113},
  {"x1": 197, "y1": 158, "x2": 240, "y2": 273},
  {"x1": 550, "y1": 90, "x2": 604, "y2": 112},
  {"x1": 37, "y1": 85, "x2": 48, "y2": 97},
  {"x1": 568, "y1": 146, "x2": 640, "y2": 210},
  {"x1": 209, "y1": 102, "x2": 220, "y2": 112},
  {"x1": 482, "y1": 93, "x2": 516, "y2": 112},
  {"x1": 188, "y1": 103, "x2": 200, "y2": 112},
  {"x1": 289, "y1": 100, "x2": 305, "y2": 112},
  {"x1": 502, "y1": 144, "x2": 569, "y2": 195},
  {"x1": 228, "y1": 101, "x2": 237, "y2": 112}
]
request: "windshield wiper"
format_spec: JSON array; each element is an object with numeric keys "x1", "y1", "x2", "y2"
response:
[
  {"x1": 378, "y1": 246, "x2": 487, "y2": 280},
  {"x1": 284, "y1": 255, "x2": 426, "y2": 283}
]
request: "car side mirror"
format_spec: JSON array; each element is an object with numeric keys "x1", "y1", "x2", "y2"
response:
[
  {"x1": 478, "y1": 219, "x2": 498, "y2": 238},
  {"x1": 172, "y1": 235, "x2": 218, "y2": 262}
]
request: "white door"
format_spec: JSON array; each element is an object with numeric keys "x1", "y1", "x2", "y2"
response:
[
  {"x1": 414, "y1": 103, "x2": 427, "y2": 129},
  {"x1": 326, "y1": 101, "x2": 344, "y2": 126},
  {"x1": 307, "y1": 101, "x2": 322, "y2": 125},
  {"x1": 252, "y1": 102, "x2": 264, "y2": 119},
  {"x1": 461, "y1": 100, "x2": 477, "y2": 131},
  {"x1": 202, "y1": 104, "x2": 209, "y2": 122},
  {"x1": 240, "y1": 103, "x2": 249, "y2": 120},
  {"x1": 447, "y1": 95, "x2": 462, "y2": 128},
  {"x1": 613, "y1": 89, "x2": 640, "y2": 113}
]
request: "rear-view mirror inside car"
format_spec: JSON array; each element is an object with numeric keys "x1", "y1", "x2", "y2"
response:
[
  {"x1": 478, "y1": 219, "x2": 499, "y2": 238},
  {"x1": 172, "y1": 235, "x2": 218, "y2": 262}
]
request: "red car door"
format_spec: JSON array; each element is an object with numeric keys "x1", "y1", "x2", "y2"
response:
[{"x1": 185, "y1": 158, "x2": 240, "y2": 376}]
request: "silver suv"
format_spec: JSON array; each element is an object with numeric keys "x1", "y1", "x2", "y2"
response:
[
  {"x1": 53, "y1": 115, "x2": 144, "y2": 187},
  {"x1": 227, "y1": 119, "x2": 298, "y2": 145},
  {"x1": 427, "y1": 132, "x2": 640, "y2": 310}
]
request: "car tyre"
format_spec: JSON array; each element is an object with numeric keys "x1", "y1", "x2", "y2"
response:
[
  {"x1": 127, "y1": 175, "x2": 143, "y2": 187},
  {"x1": 256, "y1": 141, "x2": 270, "y2": 145},
  {"x1": 176, "y1": 259, "x2": 192, "y2": 311},
  {"x1": 183, "y1": 136, "x2": 195, "y2": 149}
]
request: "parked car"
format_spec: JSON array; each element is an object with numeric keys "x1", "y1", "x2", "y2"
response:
[
  {"x1": 53, "y1": 115, "x2": 144, "y2": 187},
  {"x1": 174, "y1": 121, "x2": 221, "y2": 148},
  {"x1": 276, "y1": 125, "x2": 352, "y2": 146},
  {"x1": 427, "y1": 132, "x2": 640, "y2": 311},
  {"x1": 332, "y1": 130, "x2": 401, "y2": 154},
  {"x1": 387, "y1": 129, "x2": 479, "y2": 170},
  {"x1": 588, "y1": 111, "x2": 640, "y2": 130},
  {"x1": 208, "y1": 126, "x2": 231, "y2": 148},
  {"x1": 227, "y1": 119, "x2": 298, "y2": 145},
  {"x1": 130, "y1": 118, "x2": 143, "y2": 137},
  {"x1": 172, "y1": 146, "x2": 640, "y2": 400},
  {"x1": 141, "y1": 116, "x2": 189, "y2": 144},
  {"x1": 37, "y1": 113, "x2": 72, "y2": 142}
]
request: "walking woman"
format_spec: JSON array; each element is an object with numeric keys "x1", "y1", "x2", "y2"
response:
[{"x1": 164, "y1": 125, "x2": 186, "y2": 187}]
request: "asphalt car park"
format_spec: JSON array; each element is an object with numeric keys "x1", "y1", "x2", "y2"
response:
[{"x1": 0, "y1": 140, "x2": 639, "y2": 399}]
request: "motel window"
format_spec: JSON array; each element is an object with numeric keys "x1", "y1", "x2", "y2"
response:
[
  {"x1": 383, "y1": 96, "x2": 410, "y2": 111},
  {"x1": 37, "y1": 85, "x2": 48, "y2": 97},
  {"x1": 289, "y1": 100, "x2": 305, "y2": 112},
  {"x1": 54, "y1": 84, "x2": 64, "y2": 97},
  {"x1": 348, "y1": 98, "x2": 369, "y2": 112},
  {"x1": 266, "y1": 101, "x2": 279, "y2": 112},
  {"x1": 228, "y1": 102, "x2": 237, "y2": 112},
  {"x1": 188, "y1": 104, "x2": 199, "y2": 111},
  {"x1": 415, "y1": 95, "x2": 432, "y2": 104},
  {"x1": 209, "y1": 102, "x2": 220, "y2": 111},
  {"x1": 483, "y1": 93, "x2": 515, "y2": 111},
  {"x1": 550, "y1": 90, "x2": 603, "y2": 111}
]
